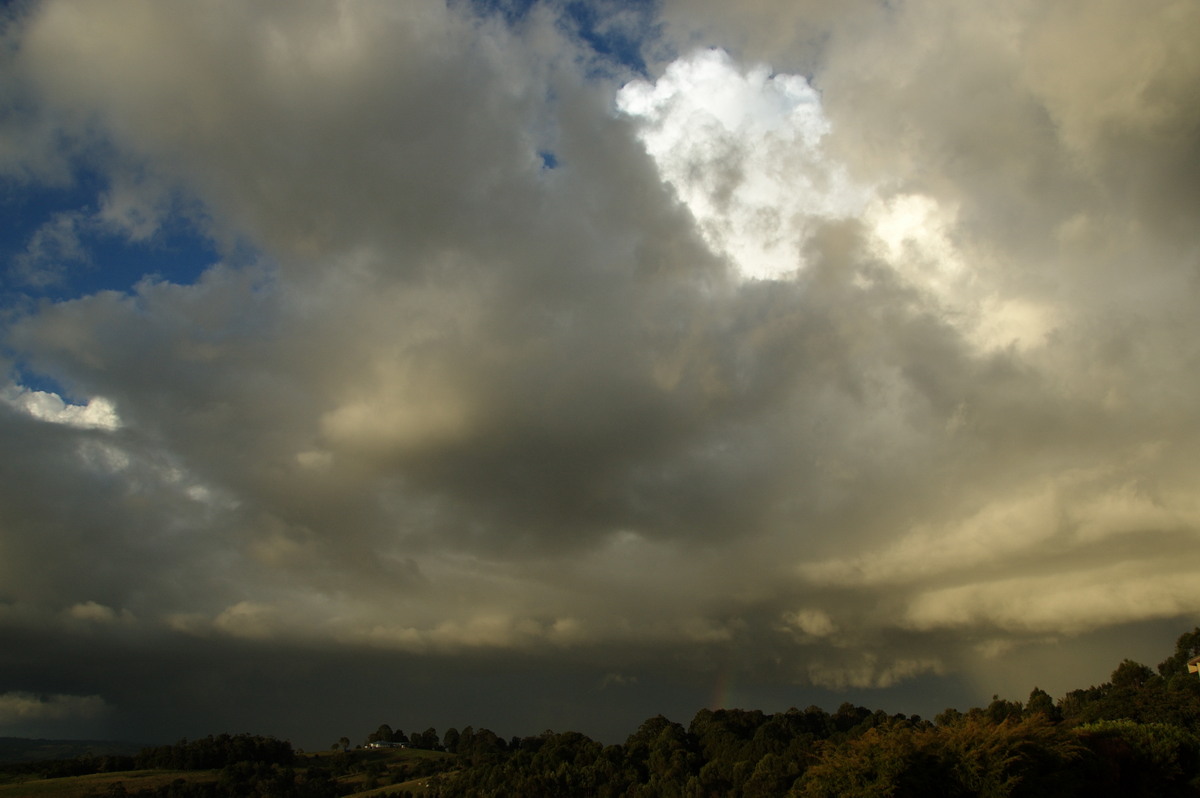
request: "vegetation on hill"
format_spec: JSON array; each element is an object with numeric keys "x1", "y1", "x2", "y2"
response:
[
  {"x1": 2, "y1": 628, "x2": 1198, "y2": 797},
  {"x1": 0, "y1": 739, "x2": 453, "y2": 798}
]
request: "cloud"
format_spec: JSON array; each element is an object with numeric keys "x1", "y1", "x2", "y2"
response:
[
  {"x1": 600, "y1": 672, "x2": 639, "y2": 689},
  {"x1": 781, "y1": 609, "x2": 836, "y2": 640},
  {"x1": 805, "y1": 655, "x2": 944, "y2": 691},
  {"x1": 12, "y1": 0, "x2": 567, "y2": 266},
  {"x1": 1, "y1": 383, "x2": 121, "y2": 429},
  {"x1": 903, "y1": 565, "x2": 1200, "y2": 637},
  {"x1": 66, "y1": 601, "x2": 135, "y2": 625},
  {"x1": 9, "y1": 211, "x2": 90, "y2": 287},
  {"x1": 0, "y1": 691, "x2": 108, "y2": 725},
  {"x1": 618, "y1": 48, "x2": 868, "y2": 279},
  {"x1": 0, "y1": 0, "x2": 1198, "y2": 745}
]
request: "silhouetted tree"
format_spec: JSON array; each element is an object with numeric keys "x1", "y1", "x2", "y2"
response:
[
  {"x1": 1025, "y1": 687, "x2": 1061, "y2": 722},
  {"x1": 1158, "y1": 627, "x2": 1200, "y2": 678},
  {"x1": 367, "y1": 723, "x2": 394, "y2": 744}
]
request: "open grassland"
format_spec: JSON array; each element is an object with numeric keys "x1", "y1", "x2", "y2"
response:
[
  {"x1": 0, "y1": 768, "x2": 217, "y2": 797},
  {"x1": 0, "y1": 747, "x2": 457, "y2": 798},
  {"x1": 317, "y1": 747, "x2": 454, "y2": 795},
  {"x1": 346, "y1": 774, "x2": 446, "y2": 796}
]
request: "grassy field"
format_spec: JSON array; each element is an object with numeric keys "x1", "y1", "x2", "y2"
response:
[
  {"x1": 0, "y1": 747, "x2": 456, "y2": 797},
  {"x1": 318, "y1": 747, "x2": 455, "y2": 796},
  {"x1": 0, "y1": 768, "x2": 217, "y2": 797},
  {"x1": 347, "y1": 774, "x2": 445, "y2": 796}
]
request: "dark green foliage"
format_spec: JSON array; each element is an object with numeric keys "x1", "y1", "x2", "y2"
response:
[
  {"x1": 795, "y1": 715, "x2": 1085, "y2": 798},
  {"x1": 623, "y1": 715, "x2": 699, "y2": 795},
  {"x1": 134, "y1": 733, "x2": 295, "y2": 770},
  {"x1": 985, "y1": 695, "x2": 1025, "y2": 725},
  {"x1": 1113, "y1": 660, "x2": 1156, "y2": 689},
  {"x1": 1158, "y1": 628, "x2": 1200, "y2": 678},
  {"x1": 1074, "y1": 720, "x2": 1200, "y2": 797},
  {"x1": 939, "y1": 716, "x2": 1083, "y2": 798},
  {"x1": 937, "y1": 707, "x2": 965, "y2": 727},
  {"x1": 792, "y1": 722, "x2": 936, "y2": 798},
  {"x1": 831, "y1": 702, "x2": 873, "y2": 735},
  {"x1": 367, "y1": 723, "x2": 395, "y2": 744},
  {"x1": 456, "y1": 725, "x2": 508, "y2": 765},
  {"x1": 409, "y1": 726, "x2": 442, "y2": 750},
  {"x1": 431, "y1": 728, "x2": 607, "y2": 797},
  {"x1": 1058, "y1": 651, "x2": 1200, "y2": 730},
  {"x1": 1024, "y1": 687, "x2": 1060, "y2": 722}
]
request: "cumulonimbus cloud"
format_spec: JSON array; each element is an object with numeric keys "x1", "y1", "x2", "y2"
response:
[{"x1": 0, "y1": 0, "x2": 1198, "y2": 742}]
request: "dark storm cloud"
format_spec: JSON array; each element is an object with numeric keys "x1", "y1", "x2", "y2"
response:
[{"x1": 1, "y1": 0, "x2": 1199, "y2": 743}]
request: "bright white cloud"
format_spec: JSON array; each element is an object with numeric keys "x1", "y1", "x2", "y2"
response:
[
  {"x1": 618, "y1": 48, "x2": 869, "y2": 279},
  {"x1": 1, "y1": 383, "x2": 121, "y2": 430},
  {"x1": 617, "y1": 50, "x2": 1057, "y2": 359}
]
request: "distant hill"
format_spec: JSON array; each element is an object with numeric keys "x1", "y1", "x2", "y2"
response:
[{"x1": 0, "y1": 737, "x2": 143, "y2": 765}]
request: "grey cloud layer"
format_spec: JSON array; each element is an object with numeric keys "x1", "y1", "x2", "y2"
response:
[{"x1": 2, "y1": 0, "x2": 1199, "y2": 741}]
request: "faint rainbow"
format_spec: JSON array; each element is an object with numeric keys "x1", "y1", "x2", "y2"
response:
[{"x1": 710, "y1": 661, "x2": 734, "y2": 710}]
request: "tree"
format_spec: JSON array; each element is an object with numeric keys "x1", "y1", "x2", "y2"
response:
[
  {"x1": 938, "y1": 715, "x2": 1081, "y2": 797},
  {"x1": 1111, "y1": 660, "x2": 1155, "y2": 690},
  {"x1": 367, "y1": 723, "x2": 394, "y2": 745},
  {"x1": 985, "y1": 695, "x2": 1024, "y2": 724},
  {"x1": 624, "y1": 714, "x2": 697, "y2": 791},
  {"x1": 1075, "y1": 719, "x2": 1200, "y2": 795},
  {"x1": 936, "y1": 708, "x2": 964, "y2": 727},
  {"x1": 411, "y1": 727, "x2": 440, "y2": 750},
  {"x1": 831, "y1": 703, "x2": 873, "y2": 735},
  {"x1": 1158, "y1": 627, "x2": 1200, "y2": 678},
  {"x1": 1025, "y1": 687, "x2": 1061, "y2": 722},
  {"x1": 794, "y1": 725, "x2": 937, "y2": 798},
  {"x1": 743, "y1": 751, "x2": 802, "y2": 797}
]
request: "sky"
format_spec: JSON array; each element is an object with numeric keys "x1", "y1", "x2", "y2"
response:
[{"x1": 1, "y1": 0, "x2": 1199, "y2": 748}]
